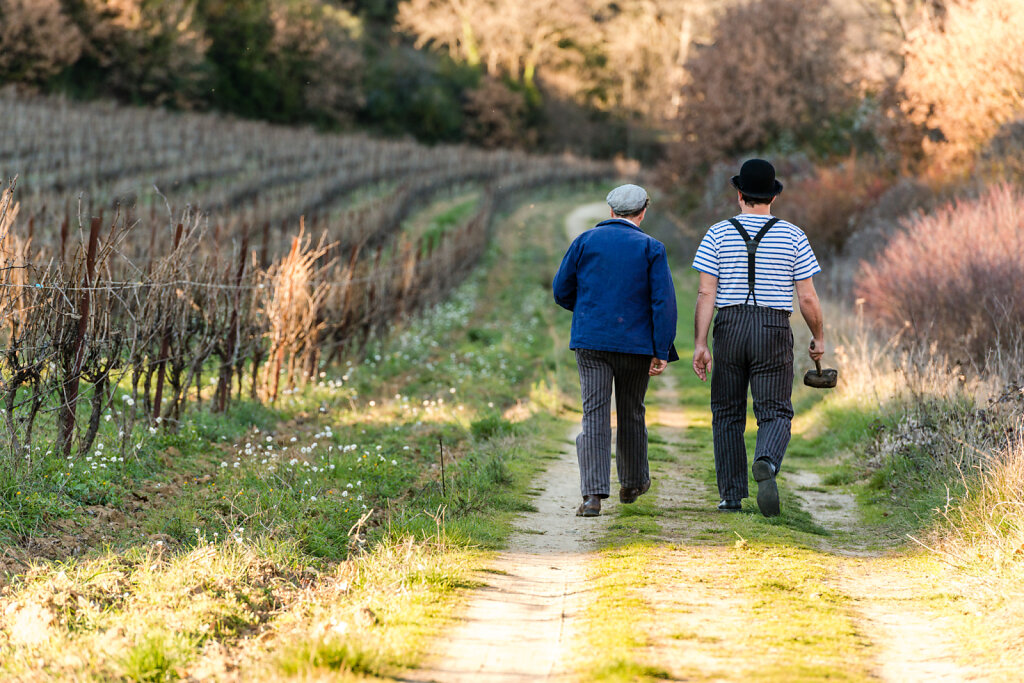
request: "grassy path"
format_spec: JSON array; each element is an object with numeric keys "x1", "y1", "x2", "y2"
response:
[
  {"x1": 403, "y1": 199, "x2": 998, "y2": 683},
  {"x1": 402, "y1": 426, "x2": 601, "y2": 682},
  {"x1": 398, "y1": 199, "x2": 620, "y2": 681},
  {"x1": 584, "y1": 356, "x2": 985, "y2": 682}
]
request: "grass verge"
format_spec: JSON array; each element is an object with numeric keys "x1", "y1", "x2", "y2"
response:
[{"x1": 0, "y1": 188, "x2": 604, "y2": 681}]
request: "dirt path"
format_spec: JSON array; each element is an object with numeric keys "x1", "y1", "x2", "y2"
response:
[
  {"x1": 839, "y1": 560, "x2": 987, "y2": 682},
  {"x1": 402, "y1": 428, "x2": 613, "y2": 683},
  {"x1": 400, "y1": 199, "x2": 623, "y2": 682},
  {"x1": 564, "y1": 201, "x2": 608, "y2": 241},
  {"x1": 784, "y1": 469, "x2": 986, "y2": 680},
  {"x1": 785, "y1": 470, "x2": 987, "y2": 681},
  {"x1": 785, "y1": 469, "x2": 862, "y2": 539},
  {"x1": 646, "y1": 371, "x2": 721, "y2": 541}
]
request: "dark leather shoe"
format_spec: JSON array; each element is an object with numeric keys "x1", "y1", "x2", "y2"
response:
[
  {"x1": 752, "y1": 459, "x2": 780, "y2": 517},
  {"x1": 717, "y1": 499, "x2": 741, "y2": 512},
  {"x1": 619, "y1": 480, "x2": 651, "y2": 504},
  {"x1": 576, "y1": 495, "x2": 601, "y2": 517}
]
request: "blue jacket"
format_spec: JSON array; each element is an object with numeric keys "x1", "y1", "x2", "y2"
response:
[{"x1": 553, "y1": 219, "x2": 678, "y2": 361}]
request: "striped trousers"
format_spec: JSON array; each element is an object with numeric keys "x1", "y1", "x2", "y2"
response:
[
  {"x1": 711, "y1": 305, "x2": 794, "y2": 501},
  {"x1": 575, "y1": 349, "x2": 651, "y2": 498}
]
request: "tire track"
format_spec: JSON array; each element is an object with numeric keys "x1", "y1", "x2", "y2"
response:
[
  {"x1": 401, "y1": 199, "x2": 616, "y2": 682},
  {"x1": 400, "y1": 426, "x2": 609, "y2": 682}
]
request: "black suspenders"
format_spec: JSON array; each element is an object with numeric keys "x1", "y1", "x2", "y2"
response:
[{"x1": 728, "y1": 217, "x2": 780, "y2": 306}]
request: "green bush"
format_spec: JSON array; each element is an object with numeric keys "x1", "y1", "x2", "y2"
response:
[
  {"x1": 470, "y1": 413, "x2": 515, "y2": 441},
  {"x1": 360, "y1": 47, "x2": 478, "y2": 142}
]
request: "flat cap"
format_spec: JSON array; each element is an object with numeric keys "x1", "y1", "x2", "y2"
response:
[{"x1": 606, "y1": 184, "x2": 649, "y2": 215}]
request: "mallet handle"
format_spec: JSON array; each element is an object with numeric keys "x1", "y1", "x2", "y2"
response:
[{"x1": 809, "y1": 340, "x2": 822, "y2": 375}]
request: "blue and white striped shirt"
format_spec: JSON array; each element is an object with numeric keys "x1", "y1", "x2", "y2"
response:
[{"x1": 692, "y1": 214, "x2": 820, "y2": 312}]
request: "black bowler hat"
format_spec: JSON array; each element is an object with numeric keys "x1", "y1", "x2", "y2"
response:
[{"x1": 731, "y1": 159, "x2": 783, "y2": 199}]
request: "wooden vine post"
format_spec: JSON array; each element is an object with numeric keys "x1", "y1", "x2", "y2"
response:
[
  {"x1": 57, "y1": 216, "x2": 101, "y2": 458},
  {"x1": 216, "y1": 224, "x2": 249, "y2": 412}
]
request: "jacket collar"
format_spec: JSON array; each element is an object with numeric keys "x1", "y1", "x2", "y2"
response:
[{"x1": 596, "y1": 218, "x2": 643, "y2": 232}]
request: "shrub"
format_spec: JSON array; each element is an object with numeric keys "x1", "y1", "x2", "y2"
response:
[
  {"x1": 855, "y1": 183, "x2": 1024, "y2": 370},
  {"x1": 979, "y1": 119, "x2": 1024, "y2": 185},
  {"x1": 298, "y1": 3, "x2": 365, "y2": 126},
  {"x1": 0, "y1": 0, "x2": 84, "y2": 85},
  {"x1": 782, "y1": 156, "x2": 893, "y2": 255},
  {"x1": 462, "y1": 77, "x2": 531, "y2": 149},
  {"x1": 661, "y1": 0, "x2": 855, "y2": 184},
  {"x1": 61, "y1": 0, "x2": 209, "y2": 106},
  {"x1": 470, "y1": 413, "x2": 514, "y2": 440},
  {"x1": 359, "y1": 47, "x2": 475, "y2": 142},
  {"x1": 197, "y1": 0, "x2": 292, "y2": 119}
]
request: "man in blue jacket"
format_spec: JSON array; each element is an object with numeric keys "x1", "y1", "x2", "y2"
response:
[{"x1": 553, "y1": 184, "x2": 678, "y2": 517}]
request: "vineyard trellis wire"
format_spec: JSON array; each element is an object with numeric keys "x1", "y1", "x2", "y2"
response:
[{"x1": 0, "y1": 92, "x2": 621, "y2": 468}]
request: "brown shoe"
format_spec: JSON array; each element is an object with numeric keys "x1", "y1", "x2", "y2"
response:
[
  {"x1": 576, "y1": 495, "x2": 601, "y2": 517},
  {"x1": 619, "y1": 480, "x2": 651, "y2": 504}
]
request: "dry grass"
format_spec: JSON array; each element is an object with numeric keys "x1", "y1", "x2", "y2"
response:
[
  {"x1": 822, "y1": 290, "x2": 1024, "y2": 670},
  {"x1": 0, "y1": 518, "x2": 478, "y2": 681},
  {"x1": 928, "y1": 419, "x2": 1024, "y2": 674},
  {"x1": 937, "y1": 424, "x2": 1024, "y2": 575}
]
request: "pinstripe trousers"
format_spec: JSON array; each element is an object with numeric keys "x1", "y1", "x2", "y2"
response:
[
  {"x1": 711, "y1": 305, "x2": 794, "y2": 501},
  {"x1": 575, "y1": 349, "x2": 651, "y2": 498}
]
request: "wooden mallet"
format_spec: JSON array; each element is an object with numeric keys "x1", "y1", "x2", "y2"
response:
[{"x1": 803, "y1": 341, "x2": 838, "y2": 389}]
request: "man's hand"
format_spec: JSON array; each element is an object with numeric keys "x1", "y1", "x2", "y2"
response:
[
  {"x1": 693, "y1": 344, "x2": 712, "y2": 382},
  {"x1": 649, "y1": 358, "x2": 668, "y2": 376},
  {"x1": 809, "y1": 339, "x2": 825, "y2": 361}
]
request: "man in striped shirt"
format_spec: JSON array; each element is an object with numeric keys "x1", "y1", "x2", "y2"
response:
[{"x1": 691, "y1": 159, "x2": 825, "y2": 517}]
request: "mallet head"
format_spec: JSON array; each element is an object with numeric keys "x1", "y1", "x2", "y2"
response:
[{"x1": 803, "y1": 360, "x2": 838, "y2": 389}]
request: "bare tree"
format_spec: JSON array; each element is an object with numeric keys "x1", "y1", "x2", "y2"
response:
[
  {"x1": 662, "y1": 0, "x2": 854, "y2": 182},
  {"x1": 397, "y1": 0, "x2": 586, "y2": 92}
]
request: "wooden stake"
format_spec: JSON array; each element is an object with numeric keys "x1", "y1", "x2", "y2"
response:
[
  {"x1": 438, "y1": 436, "x2": 446, "y2": 497},
  {"x1": 57, "y1": 216, "x2": 101, "y2": 457}
]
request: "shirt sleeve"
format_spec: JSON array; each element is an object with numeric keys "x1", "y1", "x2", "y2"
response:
[
  {"x1": 793, "y1": 229, "x2": 821, "y2": 281},
  {"x1": 552, "y1": 239, "x2": 580, "y2": 310},
  {"x1": 691, "y1": 229, "x2": 719, "y2": 277}
]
